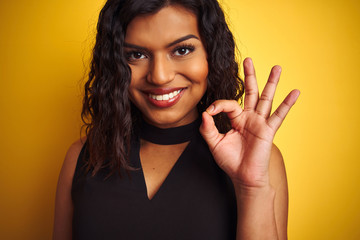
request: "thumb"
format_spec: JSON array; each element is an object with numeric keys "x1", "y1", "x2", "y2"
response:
[{"x1": 200, "y1": 111, "x2": 223, "y2": 151}]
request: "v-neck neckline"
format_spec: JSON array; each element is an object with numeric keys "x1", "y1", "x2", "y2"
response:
[
  {"x1": 134, "y1": 118, "x2": 201, "y2": 201},
  {"x1": 136, "y1": 139, "x2": 193, "y2": 201}
]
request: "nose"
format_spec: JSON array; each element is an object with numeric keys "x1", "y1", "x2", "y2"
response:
[{"x1": 147, "y1": 54, "x2": 175, "y2": 85}]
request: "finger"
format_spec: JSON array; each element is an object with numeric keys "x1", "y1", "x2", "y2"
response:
[
  {"x1": 199, "y1": 111, "x2": 224, "y2": 151},
  {"x1": 243, "y1": 58, "x2": 259, "y2": 110},
  {"x1": 267, "y1": 89, "x2": 300, "y2": 131},
  {"x1": 256, "y1": 65, "x2": 282, "y2": 118},
  {"x1": 206, "y1": 100, "x2": 243, "y2": 120}
]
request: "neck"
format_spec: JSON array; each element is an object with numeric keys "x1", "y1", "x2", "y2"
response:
[{"x1": 139, "y1": 117, "x2": 201, "y2": 145}]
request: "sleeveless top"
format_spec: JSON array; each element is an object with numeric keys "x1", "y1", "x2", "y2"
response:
[{"x1": 72, "y1": 119, "x2": 237, "y2": 240}]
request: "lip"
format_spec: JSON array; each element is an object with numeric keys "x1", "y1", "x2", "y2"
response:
[{"x1": 143, "y1": 88, "x2": 186, "y2": 108}]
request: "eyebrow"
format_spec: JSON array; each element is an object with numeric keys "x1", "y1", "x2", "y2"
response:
[
  {"x1": 124, "y1": 34, "x2": 199, "y2": 50},
  {"x1": 166, "y1": 34, "x2": 199, "y2": 48}
]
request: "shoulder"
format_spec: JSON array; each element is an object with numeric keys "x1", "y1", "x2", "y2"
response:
[
  {"x1": 53, "y1": 137, "x2": 86, "y2": 239},
  {"x1": 64, "y1": 138, "x2": 86, "y2": 166},
  {"x1": 57, "y1": 137, "x2": 87, "y2": 197},
  {"x1": 66, "y1": 137, "x2": 87, "y2": 161},
  {"x1": 61, "y1": 137, "x2": 86, "y2": 177},
  {"x1": 58, "y1": 137, "x2": 87, "y2": 190}
]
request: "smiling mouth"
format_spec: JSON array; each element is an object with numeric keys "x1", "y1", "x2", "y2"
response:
[
  {"x1": 144, "y1": 88, "x2": 185, "y2": 108},
  {"x1": 148, "y1": 89, "x2": 181, "y2": 101}
]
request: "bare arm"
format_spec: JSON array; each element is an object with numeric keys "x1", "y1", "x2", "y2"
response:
[
  {"x1": 53, "y1": 139, "x2": 85, "y2": 240},
  {"x1": 234, "y1": 144, "x2": 288, "y2": 240},
  {"x1": 269, "y1": 145, "x2": 288, "y2": 240},
  {"x1": 200, "y1": 57, "x2": 298, "y2": 239}
]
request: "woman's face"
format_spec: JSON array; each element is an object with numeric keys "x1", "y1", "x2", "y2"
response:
[{"x1": 125, "y1": 5, "x2": 208, "y2": 128}]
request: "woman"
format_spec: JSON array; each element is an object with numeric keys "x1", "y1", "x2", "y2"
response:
[{"x1": 54, "y1": 0, "x2": 299, "y2": 239}]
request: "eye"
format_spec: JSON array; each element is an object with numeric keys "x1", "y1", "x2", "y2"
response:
[
  {"x1": 126, "y1": 51, "x2": 147, "y2": 61},
  {"x1": 173, "y1": 44, "x2": 195, "y2": 56},
  {"x1": 175, "y1": 47, "x2": 190, "y2": 56}
]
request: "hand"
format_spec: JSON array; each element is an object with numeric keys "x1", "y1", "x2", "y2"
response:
[{"x1": 200, "y1": 58, "x2": 300, "y2": 189}]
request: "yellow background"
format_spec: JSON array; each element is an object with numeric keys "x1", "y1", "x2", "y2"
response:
[{"x1": 0, "y1": 0, "x2": 359, "y2": 239}]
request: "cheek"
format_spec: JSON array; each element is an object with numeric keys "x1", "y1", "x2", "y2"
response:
[
  {"x1": 128, "y1": 68, "x2": 139, "y2": 104},
  {"x1": 183, "y1": 58, "x2": 208, "y2": 86},
  {"x1": 128, "y1": 64, "x2": 146, "y2": 96},
  {"x1": 128, "y1": 71, "x2": 135, "y2": 100},
  {"x1": 128, "y1": 65, "x2": 141, "y2": 87}
]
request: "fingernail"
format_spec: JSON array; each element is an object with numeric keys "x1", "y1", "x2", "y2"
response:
[{"x1": 206, "y1": 104, "x2": 215, "y2": 113}]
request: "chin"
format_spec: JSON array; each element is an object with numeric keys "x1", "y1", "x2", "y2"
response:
[
  {"x1": 145, "y1": 115, "x2": 181, "y2": 128},
  {"x1": 144, "y1": 111, "x2": 197, "y2": 128}
]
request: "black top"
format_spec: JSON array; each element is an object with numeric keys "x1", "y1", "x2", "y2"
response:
[{"x1": 72, "y1": 119, "x2": 237, "y2": 240}]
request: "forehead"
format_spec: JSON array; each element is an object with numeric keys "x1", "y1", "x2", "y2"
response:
[{"x1": 125, "y1": 6, "x2": 200, "y2": 46}]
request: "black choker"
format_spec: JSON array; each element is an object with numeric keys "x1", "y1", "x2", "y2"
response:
[{"x1": 139, "y1": 118, "x2": 201, "y2": 145}]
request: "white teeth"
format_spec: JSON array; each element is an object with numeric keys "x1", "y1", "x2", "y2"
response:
[{"x1": 149, "y1": 90, "x2": 181, "y2": 101}]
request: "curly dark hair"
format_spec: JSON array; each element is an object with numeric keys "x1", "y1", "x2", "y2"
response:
[{"x1": 81, "y1": 0, "x2": 244, "y2": 177}]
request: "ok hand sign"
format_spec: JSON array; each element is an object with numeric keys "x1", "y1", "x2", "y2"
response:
[{"x1": 200, "y1": 58, "x2": 300, "y2": 189}]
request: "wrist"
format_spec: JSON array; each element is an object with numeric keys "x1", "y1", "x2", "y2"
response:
[
  {"x1": 234, "y1": 182, "x2": 278, "y2": 240},
  {"x1": 232, "y1": 181, "x2": 276, "y2": 199}
]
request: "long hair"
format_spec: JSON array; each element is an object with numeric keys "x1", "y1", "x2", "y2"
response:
[{"x1": 81, "y1": 0, "x2": 244, "y2": 177}]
